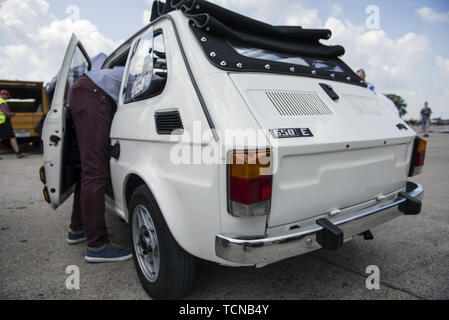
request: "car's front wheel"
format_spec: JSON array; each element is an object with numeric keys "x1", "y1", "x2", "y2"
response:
[{"x1": 129, "y1": 185, "x2": 196, "y2": 299}]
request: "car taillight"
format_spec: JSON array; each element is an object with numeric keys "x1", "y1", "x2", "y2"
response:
[
  {"x1": 409, "y1": 137, "x2": 427, "y2": 177},
  {"x1": 228, "y1": 150, "x2": 272, "y2": 218}
]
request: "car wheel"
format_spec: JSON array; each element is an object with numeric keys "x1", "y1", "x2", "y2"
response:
[{"x1": 129, "y1": 185, "x2": 196, "y2": 299}]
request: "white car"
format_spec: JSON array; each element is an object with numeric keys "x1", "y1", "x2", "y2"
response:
[{"x1": 40, "y1": 0, "x2": 425, "y2": 299}]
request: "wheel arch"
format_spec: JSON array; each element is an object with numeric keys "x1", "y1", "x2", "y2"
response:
[
  {"x1": 121, "y1": 169, "x2": 224, "y2": 265},
  {"x1": 124, "y1": 173, "x2": 147, "y2": 217},
  {"x1": 122, "y1": 171, "x2": 184, "y2": 250}
]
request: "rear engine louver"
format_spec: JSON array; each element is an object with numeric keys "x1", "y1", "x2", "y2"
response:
[
  {"x1": 344, "y1": 95, "x2": 383, "y2": 116},
  {"x1": 266, "y1": 91, "x2": 334, "y2": 116},
  {"x1": 155, "y1": 110, "x2": 184, "y2": 135}
]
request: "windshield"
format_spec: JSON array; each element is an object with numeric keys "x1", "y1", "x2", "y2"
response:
[{"x1": 231, "y1": 42, "x2": 344, "y2": 73}]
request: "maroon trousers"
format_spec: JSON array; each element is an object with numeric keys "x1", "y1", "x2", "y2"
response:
[{"x1": 68, "y1": 76, "x2": 116, "y2": 248}]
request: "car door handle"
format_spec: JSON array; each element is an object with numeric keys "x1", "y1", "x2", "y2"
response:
[{"x1": 109, "y1": 141, "x2": 120, "y2": 160}]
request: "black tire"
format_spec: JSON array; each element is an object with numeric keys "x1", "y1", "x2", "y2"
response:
[{"x1": 129, "y1": 185, "x2": 196, "y2": 299}]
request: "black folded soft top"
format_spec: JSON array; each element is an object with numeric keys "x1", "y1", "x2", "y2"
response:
[{"x1": 151, "y1": 0, "x2": 366, "y2": 87}]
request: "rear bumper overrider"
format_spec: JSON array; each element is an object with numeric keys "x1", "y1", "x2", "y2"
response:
[{"x1": 216, "y1": 182, "x2": 424, "y2": 264}]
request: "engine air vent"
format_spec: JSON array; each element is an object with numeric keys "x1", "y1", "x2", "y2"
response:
[
  {"x1": 155, "y1": 110, "x2": 184, "y2": 135},
  {"x1": 265, "y1": 91, "x2": 334, "y2": 117},
  {"x1": 344, "y1": 95, "x2": 383, "y2": 116}
]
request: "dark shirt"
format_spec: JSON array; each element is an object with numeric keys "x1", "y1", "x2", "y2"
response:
[{"x1": 421, "y1": 107, "x2": 432, "y2": 120}]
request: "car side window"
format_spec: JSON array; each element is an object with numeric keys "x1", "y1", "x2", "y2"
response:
[{"x1": 124, "y1": 27, "x2": 167, "y2": 104}]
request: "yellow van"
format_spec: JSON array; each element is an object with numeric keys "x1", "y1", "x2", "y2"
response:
[{"x1": 0, "y1": 80, "x2": 49, "y2": 144}]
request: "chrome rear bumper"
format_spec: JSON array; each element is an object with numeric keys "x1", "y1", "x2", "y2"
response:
[{"x1": 216, "y1": 182, "x2": 424, "y2": 265}]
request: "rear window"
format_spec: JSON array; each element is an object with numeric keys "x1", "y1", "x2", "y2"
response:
[
  {"x1": 230, "y1": 42, "x2": 345, "y2": 73},
  {"x1": 188, "y1": 24, "x2": 365, "y2": 87}
]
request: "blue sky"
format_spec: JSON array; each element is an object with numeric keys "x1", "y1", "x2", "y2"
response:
[
  {"x1": 1, "y1": 0, "x2": 448, "y2": 119},
  {"x1": 45, "y1": 0, "x2": 149, "y2": 41},
  {"x1": 39, "y1": 0, "x2": 449, "y2": 59}
]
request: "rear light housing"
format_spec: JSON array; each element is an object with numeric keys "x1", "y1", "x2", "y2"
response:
[
  {"x1": 228, "y1": 149, "x2": 272, "y2": 218},
  {"x1": 409, "y1": 137, "x2": 427, "y2": 177}
]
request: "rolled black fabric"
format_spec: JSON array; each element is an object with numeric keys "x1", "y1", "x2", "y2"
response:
[
  {"x1": 151, "y1": 0, "x2": 174, "y2": 21},
  {"x1": 150, "y1": 0, "x2": 364, "y2": 87},
  {"x1": 178, "y1": 0, "x2": 333, "y2": 42},
  {"x1": 151, "y1": 0, "x2": 344, "y2": 58},
  {"x1": 189, "y1": 14, "x2": 344, "y2": 58}
]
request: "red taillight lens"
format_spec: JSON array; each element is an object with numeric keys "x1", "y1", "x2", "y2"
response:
[
  {"x1": 228, "y1": 150, "x2": 272, "y2": 217},
  {"x1": 230, "y1": 176, "x2": 272, "y2": 205},
  {"x1": 409, "y1": 137, "x2": 427, "y2": 176},
  {"x1": 414, "y1": 151, "x2": 425, "y2": 167}
]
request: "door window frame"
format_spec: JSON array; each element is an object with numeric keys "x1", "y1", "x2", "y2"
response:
[{"x1": 122, "y1": 27, "x2": 168, "y2": 105}]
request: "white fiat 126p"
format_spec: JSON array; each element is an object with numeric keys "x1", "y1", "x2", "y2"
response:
[{"x1": 40, "y1": 0, "x2": 425, "y2": 299}]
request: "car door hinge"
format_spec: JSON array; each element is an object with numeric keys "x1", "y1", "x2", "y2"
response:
[{"x1": 49, "y1": 135, "x2": 61, "y2": 146}]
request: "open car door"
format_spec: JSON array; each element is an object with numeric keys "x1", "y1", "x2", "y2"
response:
[{"x1": 40, "y1": 34, "x2": 91, "y2": 209}]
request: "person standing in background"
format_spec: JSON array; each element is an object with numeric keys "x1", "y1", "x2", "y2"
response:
[
  {"x1": 420, "y1": 102, "x2": 432, "y2": 138},
  {"x1": 357, "y1": 69, "x2": 376, "y2": 93},
  {"x1": 0, "y1": 90, "x2": 26, "y2": 159}
]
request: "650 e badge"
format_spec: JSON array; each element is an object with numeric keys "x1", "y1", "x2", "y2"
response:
[{"x1": 270, "y1": 128, "x2": 314, "y2": 139}]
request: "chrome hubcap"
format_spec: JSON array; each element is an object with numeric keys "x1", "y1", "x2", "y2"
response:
[{"x1": 132, "y1": 205, "x2": 160, "y2": 283}]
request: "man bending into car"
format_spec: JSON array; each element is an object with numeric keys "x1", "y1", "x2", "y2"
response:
[{"x1": 66, "y1": 66, "x2": 133, "y2": 263}]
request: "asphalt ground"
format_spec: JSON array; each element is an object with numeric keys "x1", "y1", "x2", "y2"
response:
[{"x1": 0, "y1": 127, "x2": 448, "y2": 300}]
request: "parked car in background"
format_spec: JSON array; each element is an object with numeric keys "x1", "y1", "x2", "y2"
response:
[
  {"x1": 431, "y1": 118, "x2": 449, "y2": 126},
  {"x1": 40, "y1": 0, "x2": 426, "y2": 299}
]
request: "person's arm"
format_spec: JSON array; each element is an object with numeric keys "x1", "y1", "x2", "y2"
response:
[
  {"x1": 4, "y1": 111, "x2": 16, "y2": 117},
  {"x1": 0, "y1": 103, "x2": 15, "y2": 117}
]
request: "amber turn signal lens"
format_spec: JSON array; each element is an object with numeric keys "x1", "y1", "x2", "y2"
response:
[
  {"x1": 416, "y1": 137, "x2": 427, "y2": 154},
  {"x1": 231, "y1": 150, "x2": 271, "y2": 179}
]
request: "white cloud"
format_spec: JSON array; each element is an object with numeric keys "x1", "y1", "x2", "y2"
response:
[
  {"x1": 208, "y1": 0, "x2": 448, "y2": 119},
  {"x1": 417, "y1": 7, "x2": 449, "y2": 23},
  {"x1": 211, "y1": 0, "x2": 322, "y2": 27},
  {"x1": 436, "y1": 56, "x2": 449, "y2": 75},
  {"x1": 331, "y1": 4, "x2": 343, "y2": 17},
  {"x1": 1, "y1": 0, "x2": 447, "y2": 119},
  {"x1": 284, "y1": 7, "x2": 322, "y2": 28},
  {"x1": 143, "y1": 0, "x2": 153, "y2": 25},
  {"x1": 323, "y1": 16, "x2": 448, "y2": 119},
  {"x1": 325, "y1": 17, "x2": 431, "y2": 83},
  {"x1": 0, "y1": 0, "x2": 120, "y2": 82},
  {"x1": 143, "y1": 10, "x2": 152, "y2": 25}
]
